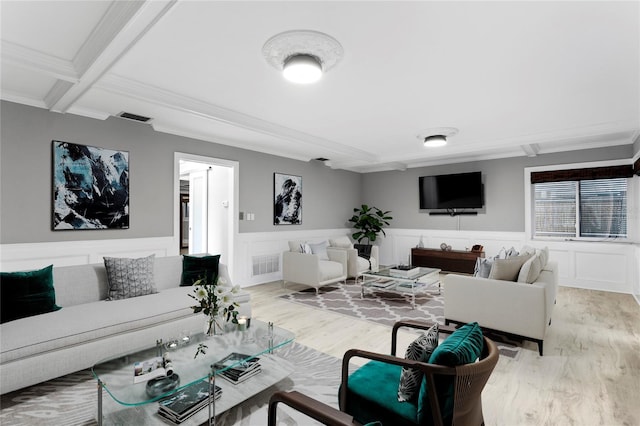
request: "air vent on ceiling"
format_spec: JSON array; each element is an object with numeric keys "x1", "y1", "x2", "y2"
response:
[{"x1": 117, "y1": 112, "x2": 153, "y2": 123}]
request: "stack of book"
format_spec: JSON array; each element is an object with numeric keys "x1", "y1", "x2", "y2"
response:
[
  {"x1": 213, "y1": 352, "x2": 261, "y2": 384},
  {"x1": 157, "y1": 380, "x2": 221, "y2": 424}
]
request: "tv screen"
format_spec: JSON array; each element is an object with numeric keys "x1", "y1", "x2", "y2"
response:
[{"x1": 419, "y1": 172, "x2": 484, "y2": 209}]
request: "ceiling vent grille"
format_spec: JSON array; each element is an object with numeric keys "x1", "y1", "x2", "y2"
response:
[{"x1": 117, "y1": 112, "x2": 153, "y2": 123}]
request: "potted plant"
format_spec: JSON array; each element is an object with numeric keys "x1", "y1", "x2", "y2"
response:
[{"x1": 348, "y1": 205, "x2": 393, "y2": 255}]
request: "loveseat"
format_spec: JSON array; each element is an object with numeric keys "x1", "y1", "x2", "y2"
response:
[
  {"x1": 444, "y1": 250, "x2": 557, "y2": 356},
  {"x1": 0, "y1": 255, "x2": 251, "y2": 394}
]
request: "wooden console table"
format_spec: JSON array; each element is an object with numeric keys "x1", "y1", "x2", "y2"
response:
[{"x1": 411, "y1": 248, "x2": 485, "y2": 274}]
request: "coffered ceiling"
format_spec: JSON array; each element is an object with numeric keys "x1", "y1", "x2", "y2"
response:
[{"x1": 2, "y1": 1, "x2": 639, "y2": 172}]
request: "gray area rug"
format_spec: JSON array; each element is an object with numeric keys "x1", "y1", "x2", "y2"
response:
[
  {"x1": 0, "y1": 342, "x2": 343, "y2": 426},
  {"x1": 280, "y1": 281, "x2": 522, "y2": 359}
]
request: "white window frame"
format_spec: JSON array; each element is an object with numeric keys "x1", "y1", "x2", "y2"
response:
[{"x1": 524, "y1": 160, "x2": 638, "y2": 243}]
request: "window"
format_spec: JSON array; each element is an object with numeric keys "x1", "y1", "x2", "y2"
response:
[{"x1": 534, "y1": 178, "x2": 628, "y2": 239}]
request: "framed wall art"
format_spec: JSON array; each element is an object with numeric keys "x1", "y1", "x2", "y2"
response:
[
  {"x1": 274, "y1": 172, "x2": 302, "y2": 225},
  {"x1": 52, "y1": 140, "x2": 129, "y2": 230}
]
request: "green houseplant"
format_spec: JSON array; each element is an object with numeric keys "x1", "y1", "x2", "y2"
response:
[{"x1": 348, "y1": 204, "x2": 393, "y2": 246}]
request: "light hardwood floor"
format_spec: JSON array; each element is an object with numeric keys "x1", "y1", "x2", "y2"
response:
[{"x1": 247, "y1": 280, "x2": 640, "y2": 426}]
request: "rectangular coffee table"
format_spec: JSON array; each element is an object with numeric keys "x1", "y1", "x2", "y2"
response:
[
  {"x1": 92, "y1": 320, "x2": 294, "y2": 425},
  {"x1": 361, "y1": 266, "x2": 441, "y2": 309}
]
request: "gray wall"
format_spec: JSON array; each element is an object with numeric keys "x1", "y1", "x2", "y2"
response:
[
  {"x1": 362, "y1": 146, "x2": 634, "y2": 232},
  {"x1": 0, "y1": 101, "x2": 361, "y2": 244}
]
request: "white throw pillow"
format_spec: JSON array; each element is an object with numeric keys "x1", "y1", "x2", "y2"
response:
[
  {"x1": 288, "y1": 240, "x2": 306, "y2": 253},
  {"x1": 537, "y1": 246, "x2": 549, "y2": 269},
  {"x1": 473, "y1": 257, "x2": 494, "y2": 278},
  {"x1": 488, "y1": 253, "x2": 532, "y2": 281},
  {"x1": 308, "y1": 241, "x2": 329, "y2": 260},
  {"x1": 329, "y1": 236, "x2": 353, "y2": 249},
  {"x1": 517, "y1": 253, "x2": 543, "y2": 283}
]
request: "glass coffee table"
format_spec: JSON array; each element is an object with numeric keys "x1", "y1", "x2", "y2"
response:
[
  {"x1": 361, "y1": 266, "x2": 441, "y2": 309},
  {"x1": 92, "y1": 320, "x2": 294, "y2": 425}
]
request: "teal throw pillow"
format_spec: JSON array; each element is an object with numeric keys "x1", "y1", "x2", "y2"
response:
[
  {"x1": 417, "y1": 322, "x2": 484, "y2": 424},
  {"x1": 428, "y1": 321, "x2": 484, "y2": 366},
  {"x1": 181, "y1": 254, "x2": 221, "y2": 286},
  {"x1": 0, "y1": 265, "x2": 61, "y2": 323}
]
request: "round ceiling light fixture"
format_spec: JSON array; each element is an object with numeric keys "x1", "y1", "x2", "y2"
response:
[
  {"x1": 282, "y1": 54, "x2": 322, "y2": 84},
  {"x1": 418, "y1": 127, "x2": 459, "y2": 148},
  {"x1": 263, "y1": 30, "x2": 344, "y2": 84}
]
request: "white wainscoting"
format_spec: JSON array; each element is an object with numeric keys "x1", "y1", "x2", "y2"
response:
[
  {"x1": 233, "y1": 228, "x2": 352, "y2": 287},
  {"x1": 0, "y1": 237, "x2": 178, "y2": 271},
  {"x1": 380, "y1": 229, "x2": 638, "y2": 295},
  {"x1": 2, "y1": 231, "x2": 638, "y2": 298}
]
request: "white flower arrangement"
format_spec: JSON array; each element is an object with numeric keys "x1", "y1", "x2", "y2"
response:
[{"x1": 189, "y1": 275, "x2": 239, "y2": 324}]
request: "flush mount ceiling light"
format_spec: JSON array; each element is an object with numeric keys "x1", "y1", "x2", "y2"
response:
[
  {"x1": 418, "y1": 127, "x2": 459, "y2": 148},
  {"x1": 263, "y1": 30, "x2": 344, "y2": 84}
]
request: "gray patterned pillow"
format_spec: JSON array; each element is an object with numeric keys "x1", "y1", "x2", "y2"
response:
[
  {"x1": 397, "y1": 323, "x2": 439, "y2": 402},
  {"x1": 104, "y1": 254, "x2": 157, "y2": 300}
]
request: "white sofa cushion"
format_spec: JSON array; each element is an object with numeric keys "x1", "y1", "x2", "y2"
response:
[
  {"x1": 318, "y1": 260, "x2": 344, "y2": 282},
  {"x1": 288, "y1": 240, "x2": 307, "y2": 253},
  {"x1": 329, "y1": 236, "x2": 354, "y2": 249},
  {"x1": 1, "y1": 287, "x2": 195, "y2": 364}
]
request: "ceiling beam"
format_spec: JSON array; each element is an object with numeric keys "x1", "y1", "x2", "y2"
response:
[
  {"x1": 521, "y1": 143, "x2": 540, "y2": 157},
  {"x1": 46, "y1": 0, "x2": 177, "y2": 113}
]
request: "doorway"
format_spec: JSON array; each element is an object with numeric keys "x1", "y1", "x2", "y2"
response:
[{"x1": 174, "y1": 153, "x2": 238, "y2": 274}]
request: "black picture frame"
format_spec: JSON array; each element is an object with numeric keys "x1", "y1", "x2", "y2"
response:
[
  {"x1": 273, "y1": 172, "x2": 302, "y2": 225},
  {"x1": 52, "y1": 140, "x2": 129, "y2": 230}
]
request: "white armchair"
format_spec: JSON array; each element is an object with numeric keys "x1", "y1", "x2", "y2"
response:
[
  {"x1": 283, "y1": 240, "x2": 347, "y2": 294},
  {"x1": 328, "y1": 236, "x2": 379, "y2": 280}
]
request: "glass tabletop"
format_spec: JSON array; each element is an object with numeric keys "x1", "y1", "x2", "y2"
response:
[
  {"x1": 363, "y1": 265, "x2": 440, "y2": 281},
  {"x1": 91, "y1": 320, "x2": 295, "y2": 407}
]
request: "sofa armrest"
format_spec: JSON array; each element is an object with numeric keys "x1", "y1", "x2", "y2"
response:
[
  {"x1": 444, "y1": 274, "x2": 549, "y2": 340},
  {"x1": 283, "y1": 251, "x2": 321, "y2": 285},
  {"x1": 327, "y1": 248, "x2": 348, "y2": 276}
]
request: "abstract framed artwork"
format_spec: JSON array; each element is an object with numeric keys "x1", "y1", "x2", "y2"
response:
[
  {"x1": 274, "y1": 172, "x2": 302, "y2": 225},
  {"x1": 52, "y1": 140, "x2": 129, "y2": 230}
]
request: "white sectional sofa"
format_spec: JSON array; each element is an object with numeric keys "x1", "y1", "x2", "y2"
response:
[
  {"x1": 444, "y1": 260, "x2": 557, "y2": 356},
  {"x1": 0, "y1": 255, "x2": 251, "y2": 394}
]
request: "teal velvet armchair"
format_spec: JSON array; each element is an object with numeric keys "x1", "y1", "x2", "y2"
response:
[
  {"x1": 339, "y1": 320, "x2": 499, "y2": 426},
  {"x1": 268, "y1": 321, "x2": 498, "y2": 426}
]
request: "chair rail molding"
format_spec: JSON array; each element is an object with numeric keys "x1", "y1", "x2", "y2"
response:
[
  {"x1": 0, "y1": 236, "x2": 177, "y2": 271},
  {"x1": 381, "y1": 228, "x2": 637, "y2": 295}
]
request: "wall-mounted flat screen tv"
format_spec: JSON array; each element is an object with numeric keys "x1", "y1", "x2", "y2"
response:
[{"x1": 419, "y1": 171, "x2": 484, "y2": 209}]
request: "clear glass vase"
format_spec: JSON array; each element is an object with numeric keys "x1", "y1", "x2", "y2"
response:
[{"x1": 204, "y1": 312, "x2": 224, "y2": 336}]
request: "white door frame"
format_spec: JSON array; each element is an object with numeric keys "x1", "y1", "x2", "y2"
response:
[{"x1": 174, "y1": 152, "x2": 239, "y2": 276}]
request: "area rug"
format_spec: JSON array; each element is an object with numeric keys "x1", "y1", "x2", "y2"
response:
[
  {"x1": 280, "y1": 281, "x2": 522, "y2": 359},
  {"x1": 0, "y1": 342, "x2": 344, "y2": 426}
]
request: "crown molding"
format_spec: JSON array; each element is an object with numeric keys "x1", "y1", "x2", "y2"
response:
[
  {"x1": 0, "y1": 41, "x2": 77, "y2": 82},
  {"x1": 0, "y1": 91, "x2": 48, "y2": 109},
  {"x1": 48, "y1": 1, "x2": 178, "y2": 113},
  {"x1": 151, "y1": 123, "x2": 313, "y2": 163},
  {"x1": 95, "y1": 74, "x2": 378, "y2": 162}
]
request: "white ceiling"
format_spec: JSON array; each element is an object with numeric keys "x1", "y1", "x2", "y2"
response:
[{"x1": 2, "y1": 1, "x2": 639, "y2": 172}]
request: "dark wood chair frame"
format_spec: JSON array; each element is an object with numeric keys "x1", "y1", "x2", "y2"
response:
[{"x1": 268, "y1": 320, "x2": 499, "y2": 426}]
